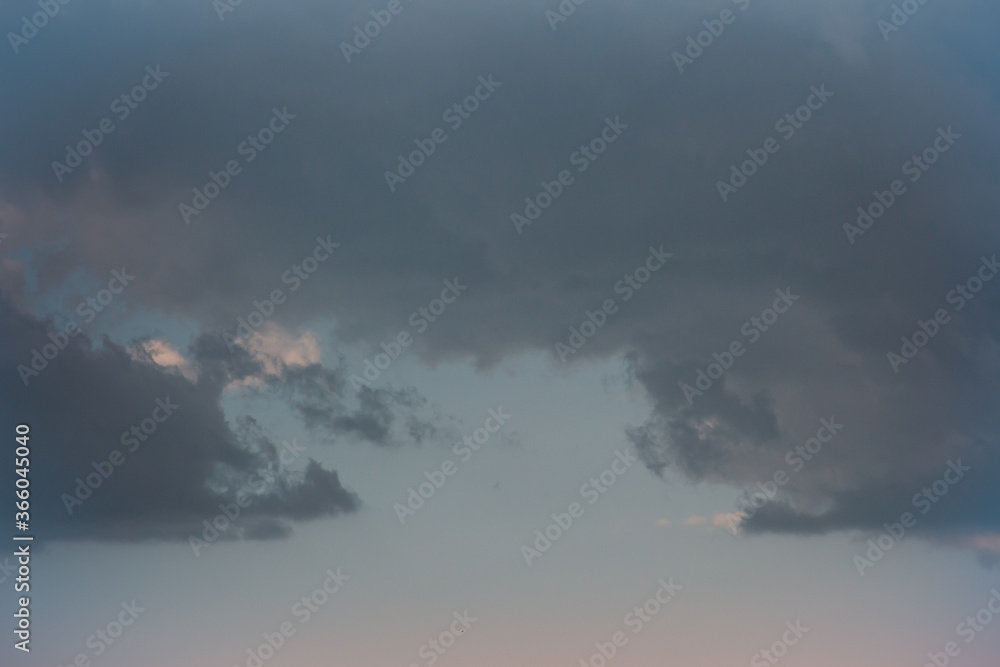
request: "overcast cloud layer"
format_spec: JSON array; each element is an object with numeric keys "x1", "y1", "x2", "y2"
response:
[{"x1": 2, "y1": 0, "x2": 999, "y2": 568}]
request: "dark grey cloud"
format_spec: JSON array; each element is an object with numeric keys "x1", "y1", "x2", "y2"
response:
[
  {"x1": 262, "y1": 362, "x2": 445, "y2": 446},
  {"x1": 2, "y1": 0, "x2": 1000, "y2": 559},
  {"x1": 0, "y1": 290, "x2": 450, "y2": 542}
]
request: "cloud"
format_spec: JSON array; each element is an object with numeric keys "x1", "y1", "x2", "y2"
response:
[
  {"x1": 239, "y1": 324, "x2": 322, "y2": 378},
  {"x1": 0, "y1": 286, "x2": 442, "y2": 542},
  {"x1": 129, "y1": 339, "x2": 198, "y2": 382},
  {"x1": 712, "y1": 512, "x2": 744, "y2": 534},
  {"x1": 2, "y1": 0, "x2": 1000, "y2": 560}
]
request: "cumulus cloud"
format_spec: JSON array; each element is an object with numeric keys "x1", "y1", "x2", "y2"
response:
[{"x1": 0, "y1": 285, "x2": 443, "y2": 542}]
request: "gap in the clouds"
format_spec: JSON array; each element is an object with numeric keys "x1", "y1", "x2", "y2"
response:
[{"x1": 272, "y1": 336, "x2": 743, "y2": 543}]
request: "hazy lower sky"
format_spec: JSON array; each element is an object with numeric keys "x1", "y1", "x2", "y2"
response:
[{"x1": 2, "y1": 1, "x2": 1000, "y2": 666}]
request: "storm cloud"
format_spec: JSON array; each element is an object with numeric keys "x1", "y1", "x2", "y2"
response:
[{"x1": 2, "y1": 0, "x2": 999, "y2": 560}]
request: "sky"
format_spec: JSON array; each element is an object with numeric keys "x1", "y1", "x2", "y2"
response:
[{"x1": 2, "y1": 0, "x2": 1000, "y2": 666}]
